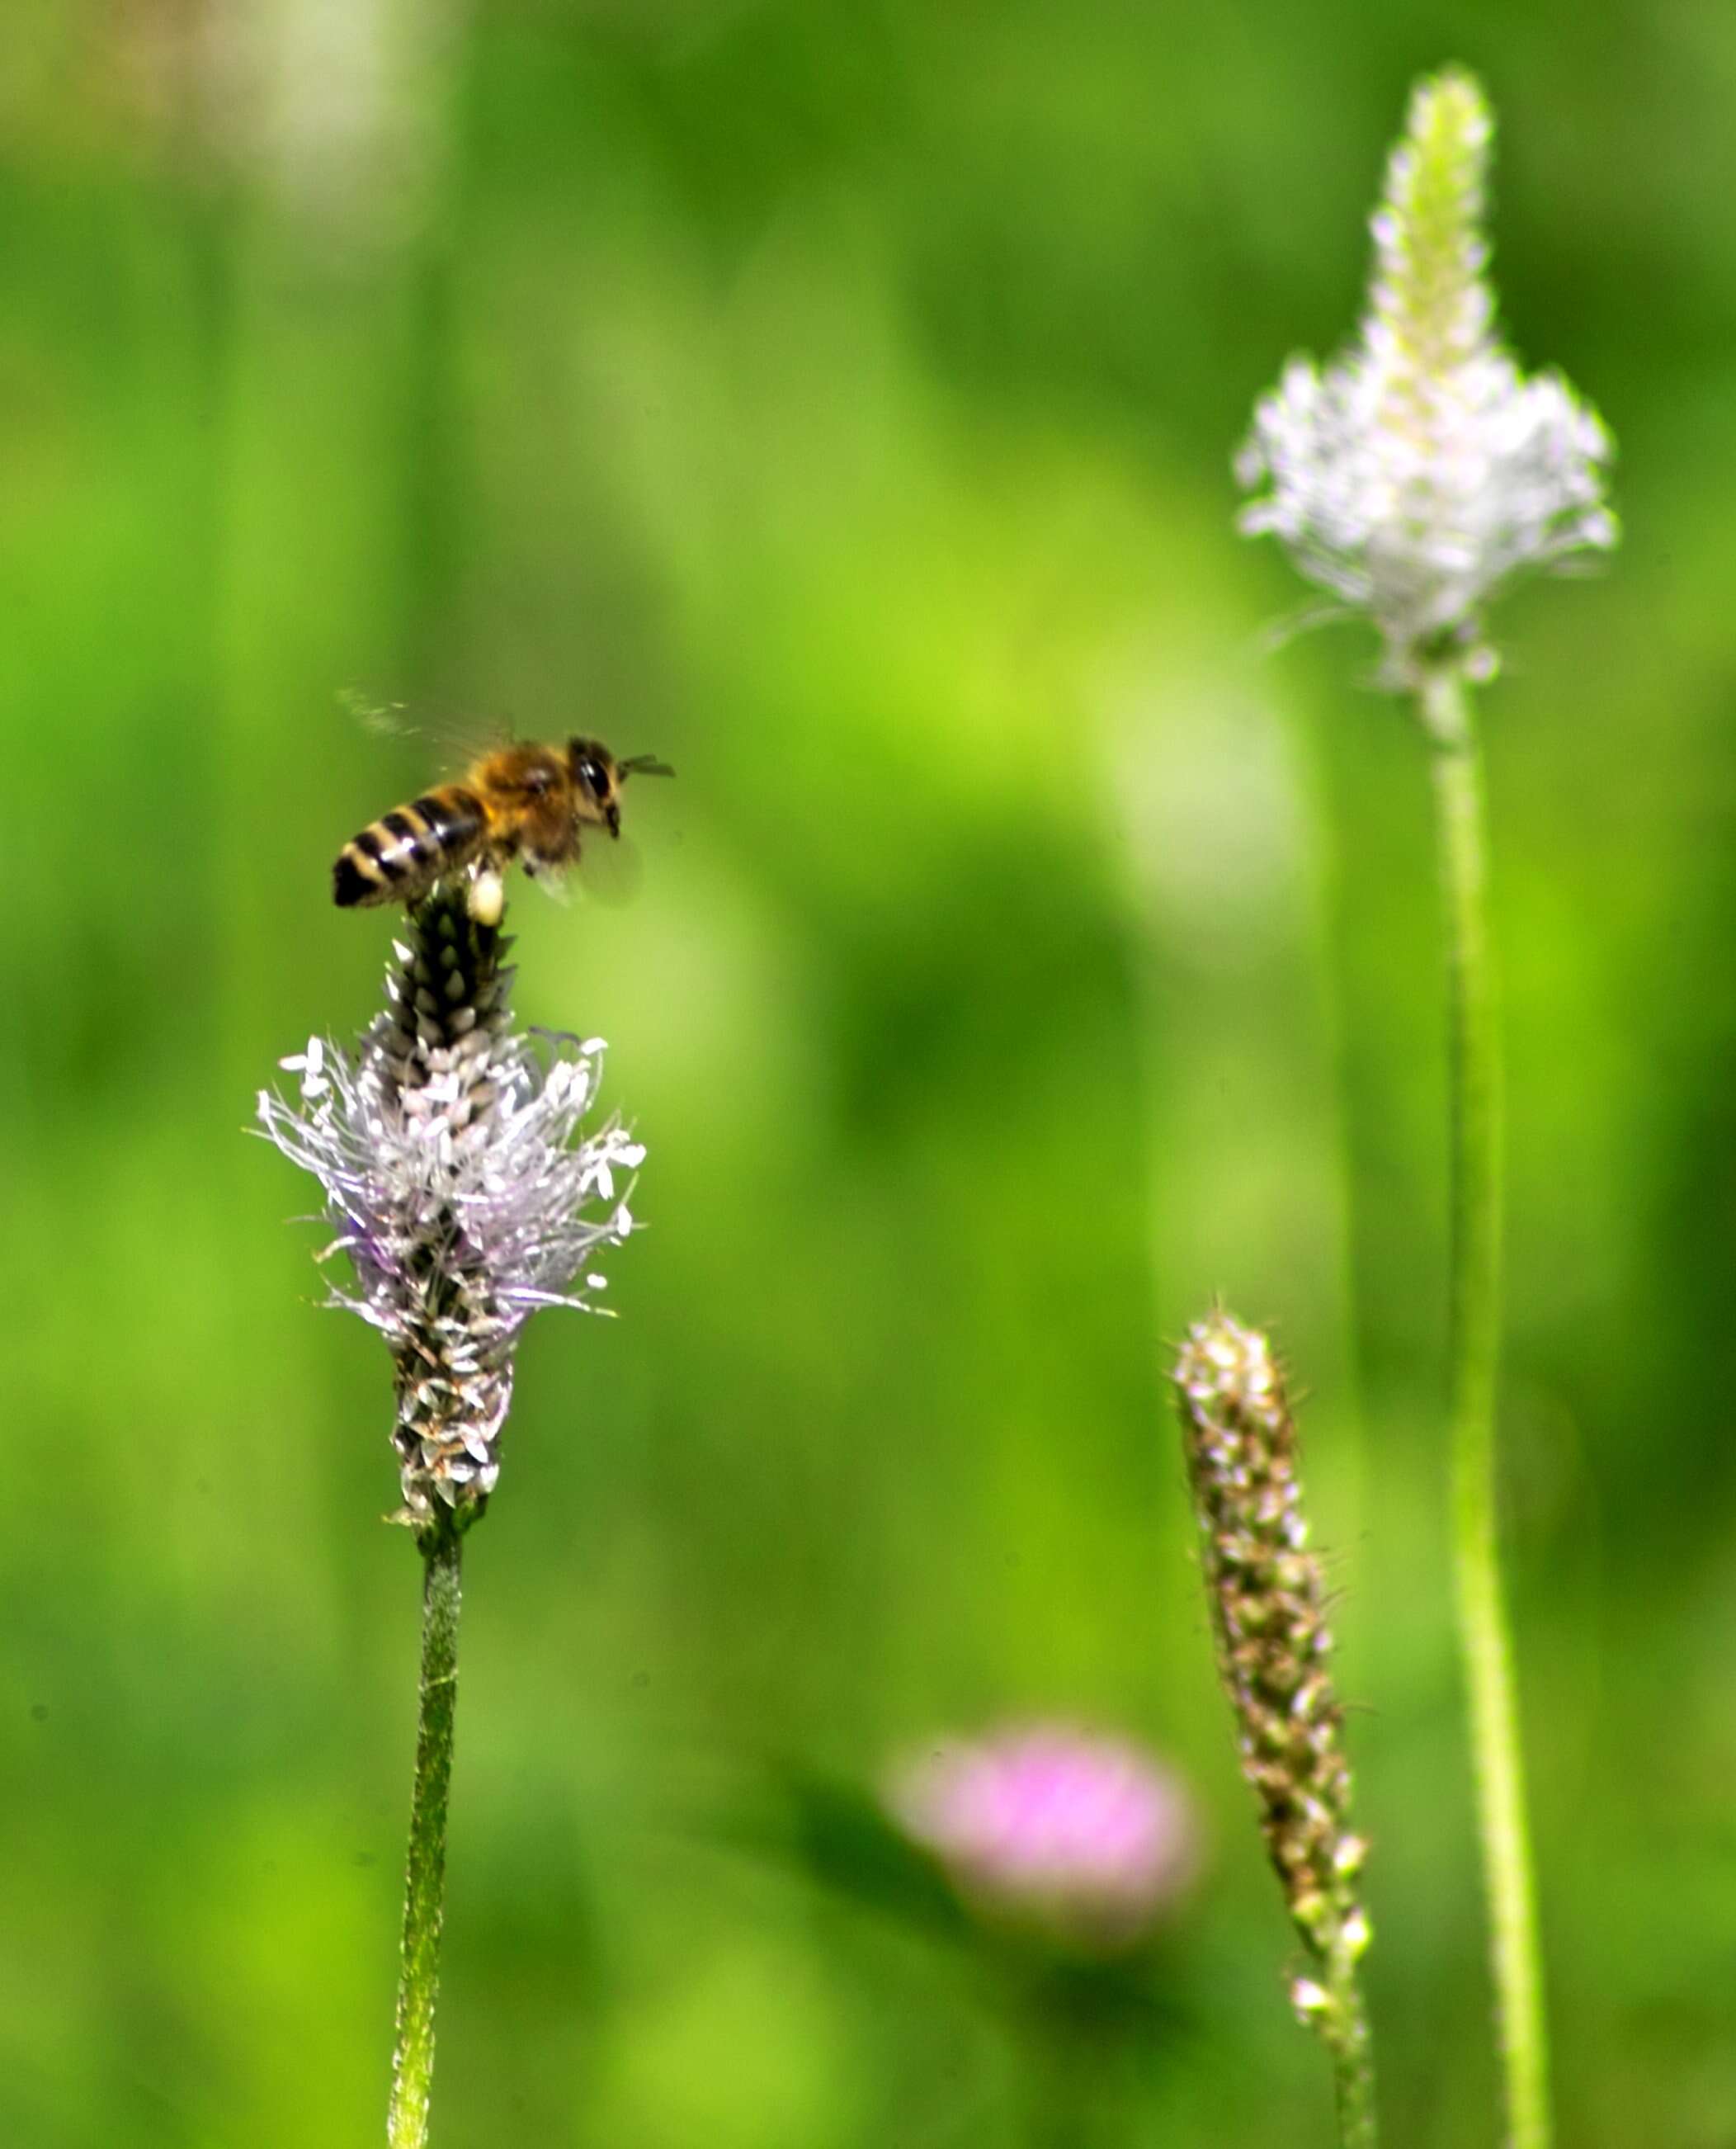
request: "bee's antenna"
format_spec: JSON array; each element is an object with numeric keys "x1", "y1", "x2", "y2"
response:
[{"x1": 619, "y1": 754, "x2": 676, "y2": 779}]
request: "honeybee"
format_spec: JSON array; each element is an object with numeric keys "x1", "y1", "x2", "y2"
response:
[{"x1": 333, "y1": 736, "x2": 673, "y2": 924}]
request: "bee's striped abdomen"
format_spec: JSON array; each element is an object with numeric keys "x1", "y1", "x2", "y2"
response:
[{"x1": 332, "y1": 787, "x2": 487, "y2": 908}]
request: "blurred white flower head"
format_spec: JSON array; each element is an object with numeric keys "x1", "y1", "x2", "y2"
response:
[
  {"x1": 1236, "y1": 68, "x2": 1617, "y2": 685},
  {"x1": 888, "y1": 1723, "x2": 1199, "y2": 1945}
]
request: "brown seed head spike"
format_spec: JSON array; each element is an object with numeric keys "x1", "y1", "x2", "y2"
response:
[{"x1": 1172, "y1": 1310, "x2": 1372, "y2": 2065}]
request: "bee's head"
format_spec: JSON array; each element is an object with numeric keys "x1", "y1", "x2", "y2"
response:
[
  {"x1": 568, "y1": 738, "x2": 674, "y2": 838},
  {"x1": 567, "y1": 739, "x2": 622, "y2": 836}
]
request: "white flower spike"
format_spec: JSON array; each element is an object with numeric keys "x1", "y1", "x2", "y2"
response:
[
  {"x1": 1237, "y1": 68, "x2": 1616, "y2": 685},
  {"x1": 259, "y1": 889, "x2": 644, "y2": 1524}
]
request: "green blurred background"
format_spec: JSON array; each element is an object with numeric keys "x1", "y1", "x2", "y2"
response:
[{"x1": 4, "y1": 2, "x2": 1732, "y2": 2142}]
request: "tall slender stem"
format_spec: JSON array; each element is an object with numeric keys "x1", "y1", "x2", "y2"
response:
[
  {"x1": 1419, "y1": 664, "x2": 1550, "y2": 2149},
  {"x1": 388, "y1": 1516, "x2": 465, "y2": 2149}
]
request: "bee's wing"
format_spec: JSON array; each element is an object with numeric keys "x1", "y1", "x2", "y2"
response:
[
  {"x1": 574, "y1": 830, "x2": 644, "y2": 909},
  {"x1": 522, "y1": 853, "x2": 574, "y2": 907},
  {"x1": 337, "y1": 690, "x2": 517, "y2": 764}
]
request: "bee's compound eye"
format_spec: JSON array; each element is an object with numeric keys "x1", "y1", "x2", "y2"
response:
[{"x1": 580, "y1": 758, "x2": 609, "y2": 796}]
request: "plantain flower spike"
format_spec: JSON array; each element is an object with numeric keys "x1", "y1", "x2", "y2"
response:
[
  {"x1": 1173, "y1": 1311, "x2": 1372, "y2": 2076},
  {"x1": 257, "y1": 887, "x2": 644, "y2": 1530},
  {"x1": 1236, "y1": 67, "x2": 1616, "y2": 685}
]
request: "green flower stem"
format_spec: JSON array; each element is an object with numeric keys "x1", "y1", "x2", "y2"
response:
[
  {"x1": 1419, "y1": 663, "x2": 1550, "y2": 2149},
  {"x1": 1021, "y1": 2031, "x2": 1102, "y2": 2149},
  {"x1": 388, "y1": 1514, "x2": 465, "y2": 2149},
  {"x1": 1017, "y1": 1992, "x2": 1127, "y2": 2149}
]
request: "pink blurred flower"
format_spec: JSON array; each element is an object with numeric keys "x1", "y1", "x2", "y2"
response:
[{"x1": 888, "y1": 1724, "x2": 1200, "y2": 1944}]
